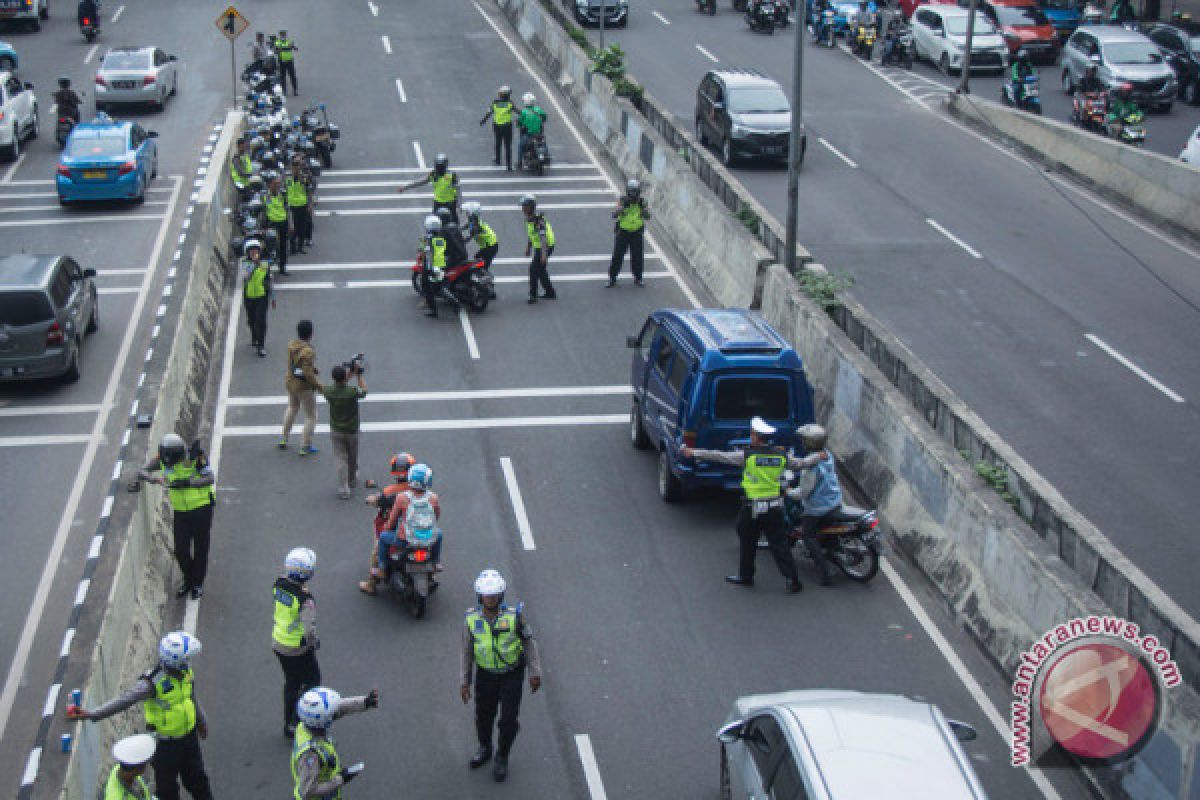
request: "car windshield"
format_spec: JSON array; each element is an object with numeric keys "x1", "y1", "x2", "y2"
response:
[
  {"x1": 1191, "y1": 36, "x2": 1200, "y2": 58},
  {"x1": 994, "y1": 5, "x2": 1050, "y2": 25},
  {"x1": 101, "y1": 51, "x2": 150, "y2": 70},
  {"x1": 946, "y1": 15, "x2": 998, "y2": 33},
  {"x1": 68, "y1": 134, "x2": 127, "y2": 159},
  {"x1": 0, "y1": 292, "x2": 54, "y2": 327},
  {"x1": 713, "y1": 378, "x2": 791, "y2": 421},
  {"x1": 1104, "y1": 42, "x2": 1164, "y2": 64},
  {"x1": 728, "y1": 87, "x2": 790, "y2": 114}
]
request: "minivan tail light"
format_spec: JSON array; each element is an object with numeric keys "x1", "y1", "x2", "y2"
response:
[
  {"x1": 56, "y1": 165, "x2": 71, "y2": 177},
  {"x1": 143, "y1": 75, "x2": 156, "y2": 86},
  {"x1": 682, "y1": 431, "x2": 697, "y2": 447},
  {"x1": 46, "y1": 322, "x2": 64, "y2": 346},
  {"x1": 118, "y1": 160, "x2": 136, "y2": 175},
  {"x1": 94, "y1": 74, "x2": 107, "y2": 86}
]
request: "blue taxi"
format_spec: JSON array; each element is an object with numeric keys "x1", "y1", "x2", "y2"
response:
[{"x1": 56, "y1": 114, "x2": 158, "y2": 205}]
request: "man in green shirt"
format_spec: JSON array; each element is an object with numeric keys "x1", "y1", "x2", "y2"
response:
[
  {"x1": 517, "y1": 92, "x2": 547, "y2": 170},
  {"x1": 321, "y1": 362, "x2": 367, "y2": 499}
]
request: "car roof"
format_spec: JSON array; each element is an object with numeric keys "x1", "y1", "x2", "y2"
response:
[
  {"x1": 1078, "y1": 24, "x2": 1153, "y2": 42},
  {"x1": 72, "y1": 118, "x2": 132, "y2": 135},
  {"x1": 707, "y1": 68, "x2": 781, "y2": 89},
  {"x1": 734, "y1": 690, "x2": 986, "y2": 800},
  {"x1": 653, "y1": 308, "x2": 803, "y2": 370},
  {"x1": 0, "y1": 254, "x2": 61, "y2": 290},
  {"x1": 106, "y1": 46, "x2": 154, "y2": 55}
]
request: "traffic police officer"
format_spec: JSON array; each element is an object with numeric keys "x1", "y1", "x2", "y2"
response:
[
  {"x1": 242, "y1": 239, "x2": 274, "y2": 358},
  {"x1": 420, "y1": 214, "x2": 451, "y2": 318},
  {"x1": 229, "y1": 137, "x2": 253, "y2": 191},
  {"x1": 521, "y1": 194, "x2": 556, "y2": 304},
  {"x1": 274, "y1": 547, "x2": 322, "y2": 739},
  {"x1": 275, "y1": 29, "x2": 299, "y2": 95},
  {"x1": 681, "y1": 417, "x2": 806, "y2": 593},
  {"x1": 462, "y1": 200, "x2": 499, "y2": 298},
  {"x1": 68, "y1": 632, "x2": 214, "y2": 800},
  {"x1": 265, "y1": 176, "x2": 290, "y2": 274},
  {"x1": 461, "y1": 569, "x2": 543, "y2": 782},
  {"x1": 607, "y1": 179, "x2": 650, "y2": 287},
  {"x1": 479, "y1": 85, "x2": 516, "y2": 170},
  {"x1": 102, "y1": 734, "x2": 156, "y2": 800},
  {"x1": 286, "y1": 158, "x2": 315, "y2": 255},
  {"x1": 398, "y1": 153, "x2": 460, "y2": 224},
  {"x1": 292, "y1": 686, "x2": 379, "y2": 798},
  {"x1": 139, "y1": 434, "x2": 215, "y2": 600}
]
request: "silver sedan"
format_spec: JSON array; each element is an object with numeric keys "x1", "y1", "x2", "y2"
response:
[{"x1": 94, "y1": 46, "x2": 179, "y2": 111}]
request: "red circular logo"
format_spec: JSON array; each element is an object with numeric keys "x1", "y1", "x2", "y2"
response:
[{"x1": 1037, "y1": 642, "x2": 1158, "y2": 761}]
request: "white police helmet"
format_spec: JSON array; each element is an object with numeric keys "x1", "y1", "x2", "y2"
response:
[
  {"x1": 112, "y1": 734, "x2": 156, "y2": 767},
  {"x1": 297, "y1": 686, "x2": 341, "y2": 730},
  {"x1": 522, "y1": 92, "x2": 536, "y2": 105},
  {"x1": 474, "y1": 569, "x2": 506, "y2": 598},
  {"x1": 424, "y1": 214, "x2": 442, "y2": 234},
  {"x1": 284, "y1": 547, "x2": 317, "y2": 582},
  {"x1": 158, "y1": 631, "x2": 201, "y2": 670}
]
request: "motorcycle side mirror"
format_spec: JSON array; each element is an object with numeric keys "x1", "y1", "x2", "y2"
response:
[
  {"x1": 146, "y1": 131, "x2": 159, "y2": 138},
  {"x1": 716, "y1": 719, "x2": 746, "y2": 745}
]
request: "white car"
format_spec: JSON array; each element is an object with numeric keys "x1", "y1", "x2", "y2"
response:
[
  {"x1": 0, "y1": 70, "x2": 38, "y2": 161},
  {"x1": 717, "y1": 690, "x2": 988, "y2": 799},
  {"x1": 912, "y1": 5, "x2": 1009, "y2": 74},
  {"x1": 0, "y1": 0, "x2": 49, "y2": 32},
  {"x1": 1180, "y1": 123, "x2": 1200, "y2": 165},
  {"x1": 94, "y1": 46, "x2": 179, "y2": 111}
]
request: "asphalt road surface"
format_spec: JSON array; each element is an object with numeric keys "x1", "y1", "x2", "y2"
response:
[{"x1": 598, "y1": 7, "x2": 1200, "y2": 618}]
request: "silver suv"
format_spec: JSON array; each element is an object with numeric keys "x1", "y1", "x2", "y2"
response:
[
  {"x1": 0, "y1": 255, "x2": 98, "y2": 382},
  {"x1": 1061, "y1": 26, "x2": 1177, "y2": 111}
]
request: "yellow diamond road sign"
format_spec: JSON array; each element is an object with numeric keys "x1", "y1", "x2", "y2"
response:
[{"x1": 216, "y1": 5, "x2": 250, "y2": 41}]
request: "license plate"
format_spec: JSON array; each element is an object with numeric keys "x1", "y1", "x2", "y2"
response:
[
  {"x1": 113, "y1": 81, "x2": 138, "y2": 89},
  {"x1": 82, "y1": 170, "x2": 107, "y2": 179},
  {"x1": 0, "y1": 366, "x2": 24, "y2": 377}
]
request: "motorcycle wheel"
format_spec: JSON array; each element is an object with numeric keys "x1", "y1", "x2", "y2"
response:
[
  {"x1": 834, "y1": 537, "x2": 879, "y2": 582},
  {"x1": 465, "y1": 282, "x2": 489, "y2": 312},
  {"x1": 410, "y1": 271, "x2": 422, "y2": 295},
  {"x1": 85, "y1": 31, "x2": 96, "y2": 43}
]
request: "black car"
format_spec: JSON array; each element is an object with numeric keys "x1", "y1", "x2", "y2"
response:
[
  {"x1": 563, "y1": 0, "x2": 629, "y2": 27},
  {"x1": 1146, "y1": 22, "x2": 1200, "y2": 104},
  {"x1": 694, "y1": 68, "x2": 801, "y2": 167}
]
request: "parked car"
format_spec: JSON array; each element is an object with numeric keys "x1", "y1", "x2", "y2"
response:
[
  {"x1": 965, "y1": 0, "x2": 1059, "y2": 62},
  {"x1": 1062, "y1": 26, "x2": 1177, "y2": 111},
  {"x1": 563, "y1": 0, "x2": 628, "y2": 26},
  {"x1": 0, "y1": 40, "x2": 17, "y2": 71},
  {"x1": 94, "y1": 46, "x2": 179, "y2": 112},
  {"x1": 0, "y1": 0, "x2": 49, "y2": 32},
  {"x1": 717, "y1": 690, "x2": 988, "y2": 800},
  {"x1": 1180, "y1": 122, "x2": 1200, "y2": 163},
  {"x1": 694, "y1": 68, "x2": 799, "y2": 167},
  {"x1": 0, "y1": 69, "x2": 37, "y2": 161},
  {"x1": 57, "y1": 115, "x2": 158, "y2": 204},
  {"x1": 911, "y1": 5, "x2": 1009, "y2": 73},
  {"x1": 1036, "y1": 0, "x2": 1082, "y2": 41},
  {"x1": 1146, "y1": 22, "x2": 1200, "y2": 104},
  {"x1": 0, "y1": 254, "x2": 97, "y2": 383},
  {"x1": 626, "y1": 308, "x2": 815, "y2": 502}
]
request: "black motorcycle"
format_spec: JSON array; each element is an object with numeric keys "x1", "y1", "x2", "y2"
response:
[
  {"x1": 384, "y1": 535, "x2": 439, "y2": 619},
  {"x1": 300, "y1": 104, "x2": 340, "y2": 169},
  {"x1": 782, "y1": 490, "x2": 882, "y2": 583},
  {"x1": 879, "y1": 24, "x2": 914, "y2": 68},
  {"x1": 745, "y1": 0, "x2": 778, "y2": 32},
  {"x1": 519, "y1": 133, "x2": 550, "y2": 175},
  {"x1": 697, "y1": 0, "x2": 717, "y2": 13}
]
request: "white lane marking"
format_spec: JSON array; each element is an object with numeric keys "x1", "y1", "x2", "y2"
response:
[
  {"x1": 321, "y1": 175, "x2": 608, "y2": 189},
  {"x1": 83, "y1": 44, "x2": 99, "y2": 64},
  {"x1": 0, "y1": 403, "x2": 103, "y2": 417},
  {"x1": 0, "y1": 215, "x2": 164, "y2": 228},
  {"x1": 1, "y1": 153, "x2": 26, "y2": 183},
  {"x1": 88, "y1": 535, "x2": 103, "y2": 560},
  {"x1": 0, "y1": 175, "x2": 181, "y2": 744},
  {"x1": 97, "y1": 267, "x2": 149, "y2": 275},
  {"x1": 284, "y1": 254, "x2": 661, "y2": 271},
  {"x1": 183, "y1": 596, "x2": 199, "y2": 635},
  {"x1": 228, "y1": 385, "x2": 632, "y2": 407},
  {"x1": 381, "y1": 35, "x2": 392, "y2": 54},
  {"x1": 41, "y1": 683, "x2": 60, "y2": 718},
  {"x1": 575, "y1": 735, "x2": 609, "y2": 800},
  {"x1": 99, "y1": 287, "x2": 140, "y2": 295},
  {"x1": 926, "y1": 218, "x2": 982, "y2": 259},
  {"x1": 59, "y1": 628, "x2": 74, "y2": 658},
  {"x1": 20, "y1": 748, "x2": 40, "y2": 788},
  {"x1": 458, "y1": 308, "x2": 481, "y2": 360},
  {"x1": 317, "y1": 201, "x2": 611, "y2": 217},
  {"x1": 368, "y1": 0, "x2": 379, "y2": 15},
  {"x1": 394, "y1": 78, "x2": 407, "y2": 103},
  {"x1": 500, "y1": 457, "x2": 536, "y2": 550},
  {"x1": 112, "y1": 4, "x2": 125, "y2": 22},
  {"x1": 1084, "y1": 333, "x2": 1185, "y2": 403},
  {"x1": 0, "y1": 186, "x2": 172, "y2": 195},
  {"x1": 323, "y1": 163, "x2": 594, "y2": 176},
  {"x1": 224, "y1": 414, "x2": 629, "y2": 437},
  {"x1": 882, "y1": 562, "x2": 1063, "y2": 799},
  {"x1": 74, "y1": 578, "x2": 91, "y2": 606},
  {"x1": 272, "y1": 271, "x2": 671, "y2": 290},
  {"x1": 412, "y1": 141, "x2": 426, "y2": 170},
  {"x1": 319, "y1": 187, "x2": 615, "y2": 203},
  {"x1": 100, "y1": 496, "x2": 114, "y2": 518},
  {"x1": 471, "y1": 0, "x2": 702, "y2": 309},
  {"x1": 818, "y1": 137, "x2": 858, "y2": 168},
  {"x1": 0, "y1": 434, "x2": 93, "y2": 447},
  {"x1": 695, "y1": 44, "x2": 719, "y2": 63},
  {"x1": 652, "y1": 10, "x2": 671, "y2": 24},
  {"x1": 0, "y1": 201, "x2": 168, "y2": 213}
]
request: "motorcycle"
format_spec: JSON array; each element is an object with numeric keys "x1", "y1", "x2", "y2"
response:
[
  {"x1": 384, "y1": 527, "x2": 440, "y2": 619},
  {"x1": 879, "y1": 24, "x2": 914, "y2": 67},
  {"x1": 1001, "y1": 73, "x2": 1042, "y2": 114},
  {"x1": 745, "y1": 0, "x2": 777, "y2": 32},
  {"x1": 697, "y1": 0, "x2": 717, "y2": 14},
  {"x1": 811, "y1": 9, "x2": 837, "y2": 46},
  {"x1": 782, "y1": 489, "x2": 882, "y2": 584},
  {"x1": 300, "y1": 103, "x2": 340, "y2": 169},
  {"x1": 520, "y1": 133, "x2": 550, "y2": 175},
  {"x1": 1071, "y1": 90, "x2": 1107, "y2": 132},
  {"x1": 79, "y1": 16, "x2": 98, "y2": 43},
  {"x1": 1111, "y1": 109, "x2": 1146, "y2": 147},
  {"x1": 56, "y1": 110, "x2": 79, "y2": 148},
  {"x1": 851, "y1": 23, "x2": 876, "y2": 58},
  {"x1": 411, "y1": 252, "x2": 495, "y2": 313}
]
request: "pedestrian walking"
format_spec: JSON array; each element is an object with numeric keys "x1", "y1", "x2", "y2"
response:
[
  {"x1": 265, "y1": 176, "x2": 290, "y2": 275},
  {"x1": 275, "y1": 29, "x2": 299, "y2": 95},
  {"x1": 292, "y1": 687, "x2": 379, "y2": 798},
  {"x1": 479, "y1": 85, "x2": 515, "y2": 170},
  {"x1": 287, "y1": 158, "x2": 315, "y2": 255},
  {"x1": 520, "y1": 194, "x2": 556, "y2": 304},
  {"x1": 273, "y1": 547, "x2": 321, "y2": 739},
  {"x1": 397, "y1": 153, "x2": 460, "y2": 224},
  {"x1": 67, "y1": 632, "x2": 214, "y2": 800},
  {"x1": 320, "y1": 361, "x2": 367, "y2": 499},
  {"x1": 680, "y1": 416, "x2": 807, "y2": 593},
  {"x1": 281, "y1": 319, "x2": 320, "y2": 455},
  {"x1": 100, "y1": 734, "x2": 156, "y2": 800},
  {"x1": 139, "y1": 434, "x2": 215, "y2": 600},
  {"x1": 241, "y1": 239, "x2": 275, "y2": 358},
  {"x1": 607, "y1": 179, "x2": 650, "y2": 287},
  {"x1": 461, "y1": 569, "x2": 542, "y2": 782}
]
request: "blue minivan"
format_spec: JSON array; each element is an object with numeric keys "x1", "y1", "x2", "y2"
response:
[{"x1": 627, "y1": 308, "x2": 815, "y2": 502}]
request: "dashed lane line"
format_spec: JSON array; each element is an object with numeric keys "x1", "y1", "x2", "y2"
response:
[
  {"x1": 382, "y1": 35, "x2": 392, "y2": 54},
  {"x1": 818, "y1": 137, "x2": 858, "y2": 168},
  {"x1": 458, "y1": 308, "x2": 481, "y2": 360},
  {"x1": 695, "y1": 43, "x2": 719, "y2": 63},
  {"x1": 111, "y1": 4, "x2": 124, "y2": 22},
  {"x1": 83, "y1": 44, "x2": 99, "y2": 64},
  {"x1": 652, "y1": 10, "x2": 670, "y2": 24},
  {"x1": 395, "y1": 78, "x2": 407, "y2": 103},
  {"x1": 223, "y1": 414, "x2": 629, "y2": 437},
  {"x1": 412, "y1": 141, "x2": 426, "y2": 170},
  {"x1": 368, "y1": 0, "x2": 379, "y2": 15},
  {"x1": 271, "y1": 271, "x2": 672, "y2": 290},
  {"x1": 1085, "y1": 333, "x2": 1185, "y2": 403},
  {"x1": 499, "y1": 457, "x2": 536, "y2": 550},
  {"x1": 926, "y1": 218, "x2": 983, "y2": 259},
  {"x1": 575, "y1": 735, "x2": 609, "y2": 800}
]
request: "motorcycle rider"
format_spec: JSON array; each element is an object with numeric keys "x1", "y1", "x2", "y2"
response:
[
  {"x1": 77, "y1": 0, "x2": 100, "y2": 31},
  {"x1": 517, "y1": 93, "x2": 547, "y2": 169},
  {"x1": 398, "y1": 153, "x2": 460, "y2": 224},
  {"x1": 462, "y1": 200, "x2": 499, "y2": 298},
  {"x1": 1009, "y1": 50, "x2": 1036, "y2": 106},
  {"x1": 854, "y1": 0, "x2": 876, "y2": 53},
  {"x1": 1105, "y1": 82, "x2": 1139, "y2": 140},
  {"x1": 419, "y1": 214, "x2": 451, "y2": 318},
  {"x1": 788, "y1": 424, "x2": 843, "y2": 586},
  {"x1": 359, "y1": 463, "x2": 443, "y2": 594},
  {"x1": 811, "y1": 0, "x2": 832, "y2": 41},
  {"x1": 54, "y1": 77, "x2": 83, "y2": 124},
  {"x1": 880, "y1": 16, "x2": 904, "y2": 63},
  {"x1": 292, "y1": 687, "x2": 379, "y2": 799},
  {"x1": 437, "y1": 206, "x2": 470, "y2": 268},
  {"x1": 480, "y1": 85, "x2": 516, "y2": 170},
  {"x1": 359, "y1": 452, "x2": 416, "y2": 591}
]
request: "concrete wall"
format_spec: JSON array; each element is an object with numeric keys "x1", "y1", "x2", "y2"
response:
[
  {"x1": 60, "y1": 112, "x2": 242, "y2": 800},
  {"x1": 947, "y1": 92, "x2": 1200, "y2": 240}
]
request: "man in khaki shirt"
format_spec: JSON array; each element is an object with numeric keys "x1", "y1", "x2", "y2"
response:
[{"x1": 280, "y1": 319, "x2": 320, "y2": 454}]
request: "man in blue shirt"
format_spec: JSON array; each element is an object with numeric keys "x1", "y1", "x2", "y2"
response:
[{"x1": 791, "y1": 424, "x2": 843, "y2": 586}]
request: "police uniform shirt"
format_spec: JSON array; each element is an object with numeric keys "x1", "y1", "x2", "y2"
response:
[{"x1": 460, "y1": 605, "x2": 543, "y2": 685}]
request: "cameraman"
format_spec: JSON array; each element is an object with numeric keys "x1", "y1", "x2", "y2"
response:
[{"x1": 321, "y1": 359, "x2": 367, "y2": 500}]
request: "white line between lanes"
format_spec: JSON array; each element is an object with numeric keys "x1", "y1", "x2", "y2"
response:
[
  {"x1": 0, "y1": 201, "x2": 168, "y2": 213},
  {"x1": 223, "y1": 414, "x2": 628, "y2": 437},
  {"x1": 695, "y1": 44, "x2": 719, "y2": 63},
  {"x1": 395, "y1": 78, "x2": 407, "y2": 103},
  {"x1": 83, "y1": 44, "x2": 99, "y2": 64},
  {"x1": 0, "y1": 214, "x2": 164, "y2": 228},
  {"x1": 272, "y1": 271, "x2": 671, "y2": 290},
  {"x1": 500, "y1": 457, "x2": 536, "y2": 550},
  {"x1": 227, "y1": 385, "x2": 632, "y2": 406},
  {"x1": 412, "y1": 141, "x2": 426, "y2": 170},
  {"x1": 368, "y1": 0, "x2": 379, "y2": 15},
  {"x1": 319, "y1": 188, "x2": 615, "y2": 203},
  {"x1": 283, "y1": 254, "x2": 661, "y2": 272},
  {"x1": 0, "y1": 175, "x2": 181, "y2": 742},
  {"x1": 1084, "y1": 333, "x2": 1185, "y2": 403},
  {"x1": 98, "y1": 287, "x2": 140, "y2": 295},
  {"x1": 317, "y1": 201, "x2": 610, "y2": 217},
  {"x1": 323, "y1": 163, "x2": 594, "y2": 176},
  {"x1": 0, "y1": 403, "x2": 103, "y2": 417},
  {"x1": 652, "y1": 10, "x2": 670, "y2": 24},
  {"x1": 575, "y1": 735, "x2": 609, "y2": 800},
  {"x1": 818, "y1": 137, "x2": 858, "y2": 169},
  {"x1": 458, "y1": 308, "x2": 481, "y2": 360},
  {"x1": 1, "y1": 153, "x2": 25, "y2": 183},
  {"x1": 926, "y1": 218, "x2": 982, "y2": 259},
  {"x1": 111, "y1": 4, "x2": 125, "y2": 22},
  {"x1": 381, "y1": 35, "x2": 392, "y2": 54},
  {"x1": 321, "y1": 175, "x2": 607, "y2": 189},
  {"x1": 0, "y1": 434, "x2": 93, "y2": 447}
]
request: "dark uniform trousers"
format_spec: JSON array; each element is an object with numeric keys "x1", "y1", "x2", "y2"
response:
[
  {"x1": 290, "y1": 205, "x2": 312, "y2": 252},
  {"x1": 271, "y1": 220, "x2": 290, "y2": 272},
  {"x1": 154, "y1": 731, "x2": 214, "y2": 800},
  {"x1": 173, "y1": 504, "x2": 213, "y2": 590},
  {"x1": 529, "y1": 247, "x2": 555, "y2": 299},
  {"x1": 474, "y1": 664, "x2": 526, "y2": 756},
  {"x1": 275, "y1": 650, "x2": 321, "y2": 726},
  {"x1": 476, "y1": 243, "x2": 499, "y2": 270},
  {"x1": 608, "y1": 228, "x2": 644, "y2": 281},
  {"x1": 493, "y1": 123, "x2": 513, "y2": 168},
  {"x1": 244, "y1": 296, "x2": 269, "y2": 349},
  {"x1": 735, "y1": 502, "x2": 798, "y2": 582},
  {"x1": 280, "y1": 60, "x2": 298, "y2": 95}
]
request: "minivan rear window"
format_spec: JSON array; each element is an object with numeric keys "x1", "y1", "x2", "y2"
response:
[
  {"x1": 714, "y1": 377, "x2": 790, "y2": 420},
  {"x1": 0, "y1": 292, "x2": 54, "y2": 326}
]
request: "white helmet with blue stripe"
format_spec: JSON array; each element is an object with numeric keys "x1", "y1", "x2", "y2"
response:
[
  {"x1": 407, "y1": 463, "x2": 433, "y2": 490},
  {"x1": 284, "y1": 547, "x2": 317, "y2": 582},
  {"x1": 158, "y1": 631, "x2": 201, "y2": 670},
  {"x1": 297, "y1": 686, "x2": 341, "y2": 730}
]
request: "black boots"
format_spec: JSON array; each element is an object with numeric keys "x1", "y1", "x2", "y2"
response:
[{"x1": 469, "y1": 745, "x2": 492, "y2": 769}]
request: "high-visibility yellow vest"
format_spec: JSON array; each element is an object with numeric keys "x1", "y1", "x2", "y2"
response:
[
  {"x1": 492, "y1": 100, "x2": 514, "y2": 126},
  {"x1": 618, "y1": 200, "x2": 645, "y2": 232},
  {"x1": 103, "y1": 765, "x2": 152, "y2": 800},
  {"x1": 276, "y1": 38, "x2": 296, "y2": 62},
  {"x1": 244, "y1": 263, "x2": 268, "y2": 299},
  {"x1": 272, "y1": 580, "x2": 305, "y2": 648},
  {"x1": 432, "y1": 172, "x2": 458, "y2": 203},
  {"x1": 265, "y1": 193, "x2": 288, "y2": 222},
  {"x1": 474, "y1": 221, "x2": 498, "y2": 248},
  {"x1": 525, "y1": 215, "x2": 555, "y2": 250},
  {"x1": 429, "y1": 236, "x2": 447, "y2": 269},
  {"x1": 292, "y1": 725, "x2": 341, "y2": 800},
  {"x1": 285, "y1": 177, "x2": 308, "y2": 207},
  {"x1": 163, "y1": 463, "x2": 213, "y2": 512},
  {"x1": 230, "y1": 154, "x2": 252, "y2": 187},
  {"x1": 741, "y1": 448, "x2": 786, "y2": 500},
  {"x1": 142, "y1": 667, "x2": 197, "y2": 738},
  {"x1": 465, "y1": 607, "x2": 523, "y2": 672}
]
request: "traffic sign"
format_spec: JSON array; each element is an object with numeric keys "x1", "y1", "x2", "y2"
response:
[{"x1": 216, "y1": 5, "x2": 250, "y2": 41}]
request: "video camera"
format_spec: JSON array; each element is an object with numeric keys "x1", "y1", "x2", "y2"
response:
[{"x1": 342, "y1": 353, "x2": 367, "y2": 375}]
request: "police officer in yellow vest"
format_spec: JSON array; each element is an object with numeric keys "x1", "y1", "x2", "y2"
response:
[
  {"x1": 292, "y1": 686, "x2": 378, "y2": 799},
  {"x1": 274, "y1": 547, "x2": 322, "y2": 739},
  {"x1": 275, "y1": 29, "x2": 299, "y2": 95},
  {"x1": 462, "y1": 200, "x2": 499, "y2": 298},
  {"x1": 420, "y1": 214, "x2": 455, "y2": 318},
  {"x1": 479, "y1": 85, "x2": 516, "y2": 170},
  {"x1": 398, "y1": 153, "x2": 460, "y2": 224},
  {"x1": 607, "y1": 179, "x2": 651, "y2": 287},
  {"x1": 242, "y1": 239, "x2": 275, "y2": 358},
  {"x1": 681, "y1": 417, "x2": 805, "y2": 593},
  {"x1": 265, "y1": 176, "x2": 291, "y2": 275},
  {"x1": 68, "y1": 632, "x2": 214, "y2": 800},
  {"x1": 460, "y1": 569, "x2": 542, "y2": 783},
  {"x1": 520, "y1": 193, "x2": 556, "y2": 304},
  {"x1": 138, "y1": 434, "x2": 215, "y2": 600},
  {"x1": 229, "y1": 136, "x2": 253, "y2": 191},
  {"x1": 286, "y1": 158, "x2": 315, "y2": 256},
  {"x1": 101, "y1": 734, "x2": 156, "y2": 800}
]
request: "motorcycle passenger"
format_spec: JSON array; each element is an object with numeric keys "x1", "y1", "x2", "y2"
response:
[
  {"x1": 480, "y1": 85, "x2": 516, "y2": 170},
  {"x1": 462, "y1": 200, "x2": 500, "y2": 298},
  {"x1": 358, "y1": 453, "x2": 416, "y2": 593},
  {"x1": 789, "y1": 424, "x2": 843, "y2": 586},
  {"x1": 1106, "y1": 82, "x2": 1138, "y2": 139},
  {"x1": 54, "y1": 77, "x2": 83, "y2": 124},
  {"x1": 437, "y1": 206, "x2": 469, "y2": 268},
  {"x1": 1009, "y1": 51, "x2": 1036, "y2": 105},
  {"x1": 419, "y1": 214, "x2": 452, "y2": 318},
  {"x1": 398, "y1": 153, "x2": 460, "y2": 224},
  {"x1": 362, "y1": 463, "x2": 443, "y2": 593},
  {"x1": 517, "y1": 93, "x2": 547, "y2": 169}
]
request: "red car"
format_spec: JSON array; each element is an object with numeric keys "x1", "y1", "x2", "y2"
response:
[{"x1": 969, "y1": 0, "x2": 1060, "y2": 62}]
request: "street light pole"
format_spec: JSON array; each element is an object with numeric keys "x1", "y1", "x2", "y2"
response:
[
  {"x1": 785, "y1": 11, "x2": 805, "y2": 271},
  {"x1": 958, "y1": 0, "x2": 978, "y2": 94},
  {"x1": 599, "y1": 0, "x2": 606, "y2": 50}
]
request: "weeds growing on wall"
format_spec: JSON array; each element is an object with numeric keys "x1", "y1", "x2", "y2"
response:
[{"x1": 795, "y1": 269, "x2": 854, "y2": 313}]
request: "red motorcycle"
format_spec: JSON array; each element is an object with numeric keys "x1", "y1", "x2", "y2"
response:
[
  {"x1": 410, "y1": 252, "x2": 494, "y2": 313},
  {"x1": 1072, "y1": 91, "x2": 1107, "y2": 134}
]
